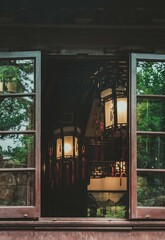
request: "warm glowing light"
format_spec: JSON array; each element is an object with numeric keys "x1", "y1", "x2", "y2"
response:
[
  {"x1": 54, "y1": 126, "x2": 81, "y2": 159},
  {"x1": 117, "y1": 100, "x2": 127, "y2": 113},
  {"x1": 56, "y1": 138, "x2": 62, "y2": 158},
  {"x1": 64, "y1": 136, "x2": 73, "y2": 157},
  {"x1": 64, "y1": 143, "x2": 72, "y2": 153},
  {"x1": 117, "y1": 98, "x2": 127, "y2": 124}
]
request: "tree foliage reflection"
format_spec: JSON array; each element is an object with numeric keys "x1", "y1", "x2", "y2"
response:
[
  {"x1": 0, "y1": 59, "x2": 35, "y2": 168},
  {"x1": 137, "y1": 61, "x2": 165, "y2": 207}
]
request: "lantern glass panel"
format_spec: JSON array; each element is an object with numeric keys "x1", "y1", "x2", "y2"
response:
[
  {"x1": 105, "y1": 99, "x2": 114, "y2": 128},
  {"x1": 117, "y1": 98, "x2": 127, "y2": 125},
  {"x1": 75, "y1": 137, "x2": 78, "y2": 157},
  {"x1": 56, "y1": 138, "x2": 62, "y2": 159},
  {"x1": 64, "y1": 136, "x2": 73, "y2": 158}
]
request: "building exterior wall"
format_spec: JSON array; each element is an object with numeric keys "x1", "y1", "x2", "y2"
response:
[
  {"x1": 0, "y1": 20, "x2": 165, "y2": 238},
  {"x1": 0, "y1": 220, "x2": 165, "y2": 239},
  {"x1": 0, "y1": 230, "x2": 165, "y2": 240}
]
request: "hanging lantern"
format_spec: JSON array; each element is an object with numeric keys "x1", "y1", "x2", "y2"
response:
[
  {"x1": 101, "y1": 86, "x2": 127, "y2": 131},
  {"x1": 53, "y1": 126, "x2": 81, "y2": 187},
  {"x1": 54, "y1": 126, "x2": 80, "y2": 160},
  {"x1": 86, "y1": 60, "x2": 128, "y2": 178}
]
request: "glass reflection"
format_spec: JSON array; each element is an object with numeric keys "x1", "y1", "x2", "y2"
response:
[
  {"x1": 137, "y1": 173, "x2": 165, "y2": 207},
  {"x1": 0, "y1": 59, "x2": 34, "y2": 93},
  {"x1": 137, "y1": 135, "x2": 165, "y2": 169},
  {"x1": 137, "y1": 98, "x2": 165, "y2": 131},
  {"x1": 0, "y1": 134, "x2": 34, "y2": 168},
  {"x1": 0, "y1": 96, "x2": 34, "y2": 131},
  {"x1": 0, "y1": 171, "x2": 34, "y2": 206},
  {"x1": 137, "y1": 61, "x2": 165, "y2": 95}
]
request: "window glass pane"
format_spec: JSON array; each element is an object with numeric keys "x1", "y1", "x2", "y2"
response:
[
  {"x1": 137, "y1": 135, "x2": 165, "y2": 169},
  {"x1": 0, "y1": 134, "x2": 35, "y2": 168},
  {"x1": 137, "y1": 173, "x2": 165, "y2": 207},
  {"x1": 0, "y1": 96, "x2": 35, "y2": 131},
  {"x1": 0, "y1": 59, "x2": 34, "y2": 93},
  {"x1": 87, "y1": 191, "x2": 127, "y2": 218},
  {"x1": 137, "y1": 98, "x2": 165, "y2": 131},
  {"x1": 0, "y1": 171, "x2": 34, "y2": 206},
  {"x1": 137, "y1": 61, "x2": 165, "y2": 95}
]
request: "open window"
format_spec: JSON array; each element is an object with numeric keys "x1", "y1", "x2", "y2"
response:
[
  {"x1": 41, "y1": 56, "x2": 129, "y2": 218},
  {"x1": 1, "y1": 51, "x2": 165, "y2": 220},
  {"x1": 130, "y1": 53, "x2": 165, "y2": 219},
  {"x1": 0, "y1": 51, "x2": 41, "y2": 219}
]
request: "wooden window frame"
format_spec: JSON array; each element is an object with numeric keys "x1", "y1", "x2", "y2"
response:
[
  {"x1": 0, "y1": 51, "x2": 41, "y2": 219},
  {"x1": 130, "y1": 53, "x2": 165, "y2": 219},
  {"x1": 2, "y1": 51, "x2": 165, "y2": 221}
]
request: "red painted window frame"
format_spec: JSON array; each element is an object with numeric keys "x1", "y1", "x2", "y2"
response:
[
  {"x1": 0, "y1": 51, "x2": 41, "y2": 219},
  {"x1": 130, "y1": 53, "x2": 165, "y2": 219}
]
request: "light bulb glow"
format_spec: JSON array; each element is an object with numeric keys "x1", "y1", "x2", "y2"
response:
[{"x1": 64, "y1": 143, "x2": 72, "y2": 153}]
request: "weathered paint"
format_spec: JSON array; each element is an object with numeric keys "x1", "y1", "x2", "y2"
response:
[{"x1": 0, "y1": 230, "x2": 165, "y2": 240}]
